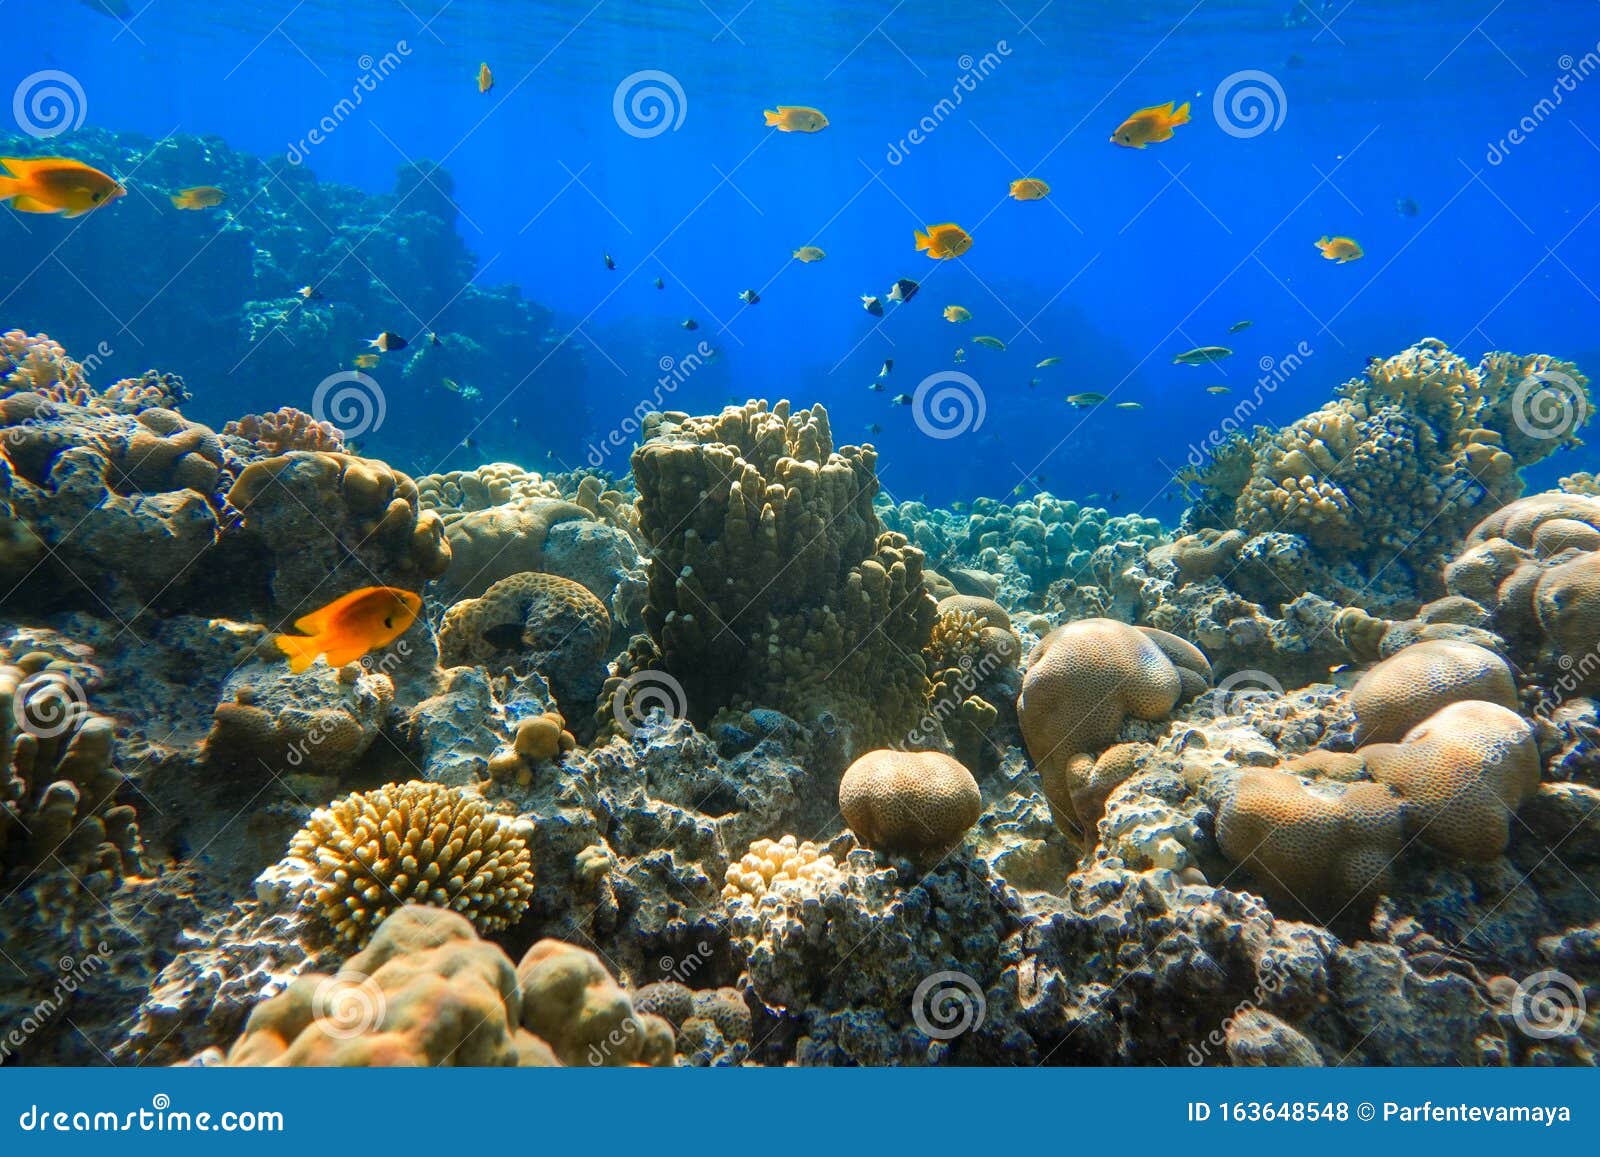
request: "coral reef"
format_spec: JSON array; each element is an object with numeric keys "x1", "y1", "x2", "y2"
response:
[
  {"x1": 839, "y1": 749, "x2": 983, "y2": 857},
  {"x1": 223, "y1": 406, "x2": 345, "y2": 454}
]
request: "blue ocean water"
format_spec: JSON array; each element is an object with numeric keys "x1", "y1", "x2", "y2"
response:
[{"x1": 6, "y1": 0, "x2": 1599, "y2": 505}]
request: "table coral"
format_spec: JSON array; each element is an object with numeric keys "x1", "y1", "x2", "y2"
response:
[
  {"x1": 839, "y1": 749, "x2": 983, "y2": 857},
  {"x1": 272, "y1": 781, "x2": 535, "y2": 947},
  {"x1": 629, "y1": 400, "x2": 937, "y2": 752}
]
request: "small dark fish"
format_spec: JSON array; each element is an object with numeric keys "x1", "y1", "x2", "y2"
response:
[
  {"x1": 865, "y1": 422, "x2": 883, "y2": 434},
  {"x1": 654, "y1": 276, "x2": 665, "y2": 289},
  {"x1": 369, "y1": 331, "x2": 408, "y2": 352},
  {"x1": 681, "y1": 318, "x2": 699, "y2": 330},
  {"x1": 296, "y1": 285, "x2": 322, "y2": 300},
  {"x1": 867, "y1": 382, "x2": 885, "y2": 392},
  {"x1": 861, "y1": 294, "x2": 884, "y2": 317},
  {"x1": 1066, "y1": 391, "x2": 1107, "y2": 407},
  {"x1": 1028, "y1": 377, "x2": 1041, "y2": 389},
  {"x1": 739, "y1": 289, "x2": 760, "y2": 305},
  {"x1": 428, "y1": 332, "x2": 442, "y2": 346},
  {"x1": 1173, "y1": 345, "x2": 1232, "y2": 365},
  {"x1": 888, "y1": 277, "x2": 919, "y2": 304},
  {"x1": 460, "y1": 435, "x2": 477, "y2": 451},
  {"x1": 1109, "y1": 491, "x2": 1120, "y2": 503},
  {"x1": 1227, "y1": 320, "x2": 1252, "y2": 333},
  {"x1": 878, "y1": 359, "x2": 893, "y2": 379},
  {"x1": 1395, "y1": 197, "x2": 1419, "y2": 217},
  {"x1": 891, "y1": 393, "x2": 912, "y2": 405},
  {"x1": 604, "y1": 253, "x2": 616, "y2": 270}
]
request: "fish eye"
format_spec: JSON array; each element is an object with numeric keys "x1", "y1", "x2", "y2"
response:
[
  {"x1": 384, "y1": 617, "x2": 394, "y2": 628},
  {"x1": 92, "y1": 192, "x2": 103, "y2": 202}
]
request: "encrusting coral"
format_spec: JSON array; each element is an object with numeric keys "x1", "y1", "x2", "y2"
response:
[
  {"x1": 268, "y1": 781, "x2": 535, "y2": 947},
  {"x1": 628, "y1": 400, "x2": 937, "y2": 752},
  {"x1": 838, "y1": 749, "x2": 983, "y2": 858}
]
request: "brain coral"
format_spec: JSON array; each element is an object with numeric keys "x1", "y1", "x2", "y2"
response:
[
  {"x1": 279, "y1": 781, "x2": 535, "y2": 946},
  {"x1": 1216, "y1": 768, "x2": 1404, "y2": 919},
  {"x1": 1202, "y1": 340, "x2": 1589, "y2": 577},
  {"x1": 839, "y1": 749, "x2": 983, "y2": 857},
  {"x1": 629, "y1": 400, "x2": 937, "y2": 752},
  {"x1": 1362, "y1": 699, "x2": 1539, "y2": 861},
  {"x1": 438, "y1": 571, "x2": 611, "y2": 716},
  {"x1": 1349, "y1": 639, "x2": 1518, "y2": 744},
  {"x1": 1018, "y1": 619, "x2": 1210, "y2": 821}
]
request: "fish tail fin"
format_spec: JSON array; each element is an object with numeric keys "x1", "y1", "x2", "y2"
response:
[
  {"x1": 0, "y1": 175, "x2": 18, "y2": 204},
  {"x1": 273, "y1": 632, "x2": 325, "y2": 674},
  {"x1": 914, "y1": 229, "x2": 930, "y2": 252},
  {"x1": 1171, "y1": 101, "x2": 1191, "y2": 125},
  {"x1": 763, "y1": 109, "x2": 781, "y2": 126}
]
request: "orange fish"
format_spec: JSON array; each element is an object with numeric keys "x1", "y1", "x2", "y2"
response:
[
  {"x1": 1315, "y1": 235, "x2": 1364, "y2": 262},
  {"x1": 1110, "y1": 101, "x2": 1190, "y2": 148},
  {"x1": 1010, "y1": 177, "x2": 1050, "y2": 201},
  {"x1": 171, "y1": 185, "x2": 226, "y2": 210},
  {"x1": 0, "y1": 156, "x2": 125, "y2": 217},
  {"x1": 763, "y1": 106, "x2": 828, "y2": 133},
  {"x1": 274, "y1": 586, "x2": 422, "y2": 673},
  {"x1": 477, "y1": 62, "x2": 494, "y2": 93},
  {"x1": 914, "y1": 222, "x2": 972, "y2": 260}
]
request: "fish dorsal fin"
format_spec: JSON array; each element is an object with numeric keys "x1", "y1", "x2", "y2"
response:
[{"x1": 291, "y1": 588, "x2": 365, "y2": 635}]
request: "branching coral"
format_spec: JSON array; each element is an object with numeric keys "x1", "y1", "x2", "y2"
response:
[
  {"x1": 223, "y1": 406, "x2": 345, "y2": 454},
  {"x1": 628, "y1": 400, "x2": 937, "y2": 751},
  {"x1": 272, "y1": 781, "x2": 535, "y2": 946}
]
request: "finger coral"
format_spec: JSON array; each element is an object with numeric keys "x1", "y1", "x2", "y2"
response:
[
  {"x1": 277, "y1": 781, "x2": 535, "y2": 946},
  {"x1": 839, "y1": 749, "x2": 983, "y2": 857},
  {"x1": 629, "y1": 400, "x2": 937, "y2": 752},
  {"x1": 722, "y1": 834, "x2": 840, "y2": 901}
]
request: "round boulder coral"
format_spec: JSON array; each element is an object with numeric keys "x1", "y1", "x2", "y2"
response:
[
  {"x1": 282, "y1": 781, "x2": 535, "y2": 945},
  {"x1": 1349, "y1": 639, "x2": 1517, "y2": 745},
  {"x1": 838, "y1": 749, "x2": 982, "y2": 857},
  {"x1": 1363, "y1": 699, "x2": 1539, "y2": 861}
]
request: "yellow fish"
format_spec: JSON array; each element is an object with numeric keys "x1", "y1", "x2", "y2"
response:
[
  {"x1": 1316, "y1": 235, "x2": 1364, "y2": 262},
  {"x1": 353, "y1": 353, "x2": 380, "y2": 369},
  {"x1": 274, "y1": 587, "x2": 422, "y2": 673},
  {"x1": 1110, "y1": 101, "x2": 1191, "y2": 148},
  {"x1": 0, "y1": 156, "x2": 125, "y2": 217},
  {"x1": 973, "y1": 335, "x2": 1006, "y2": 350},
  {"x1": 944, "y1": 305, "x2": 971, "y2": 323},
  {"x1": 1206, "y1": 385, "x2": 1232, "y2": 395},
  {"x1": 793, "y1": 246, "x2": 826, "y2": 262},
  {"x1": 1010, "y1": 177, "x2": 1050, "y2": 200},
  {"x1": 1036, "y1": 356, "x2": 1062, "y2": 367},
  {"x1": 478, "y1": 62, "x2": 494, "y2": 93},
  {"x1": 914, "y1": 222, "x2": 972, "y2": 260},
  {"x1": 764, "y1": 106, "x2": 828, "y2": 132},
  {"x1": 171, "y1": 185, "x2": 226, "y2": 210}
]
